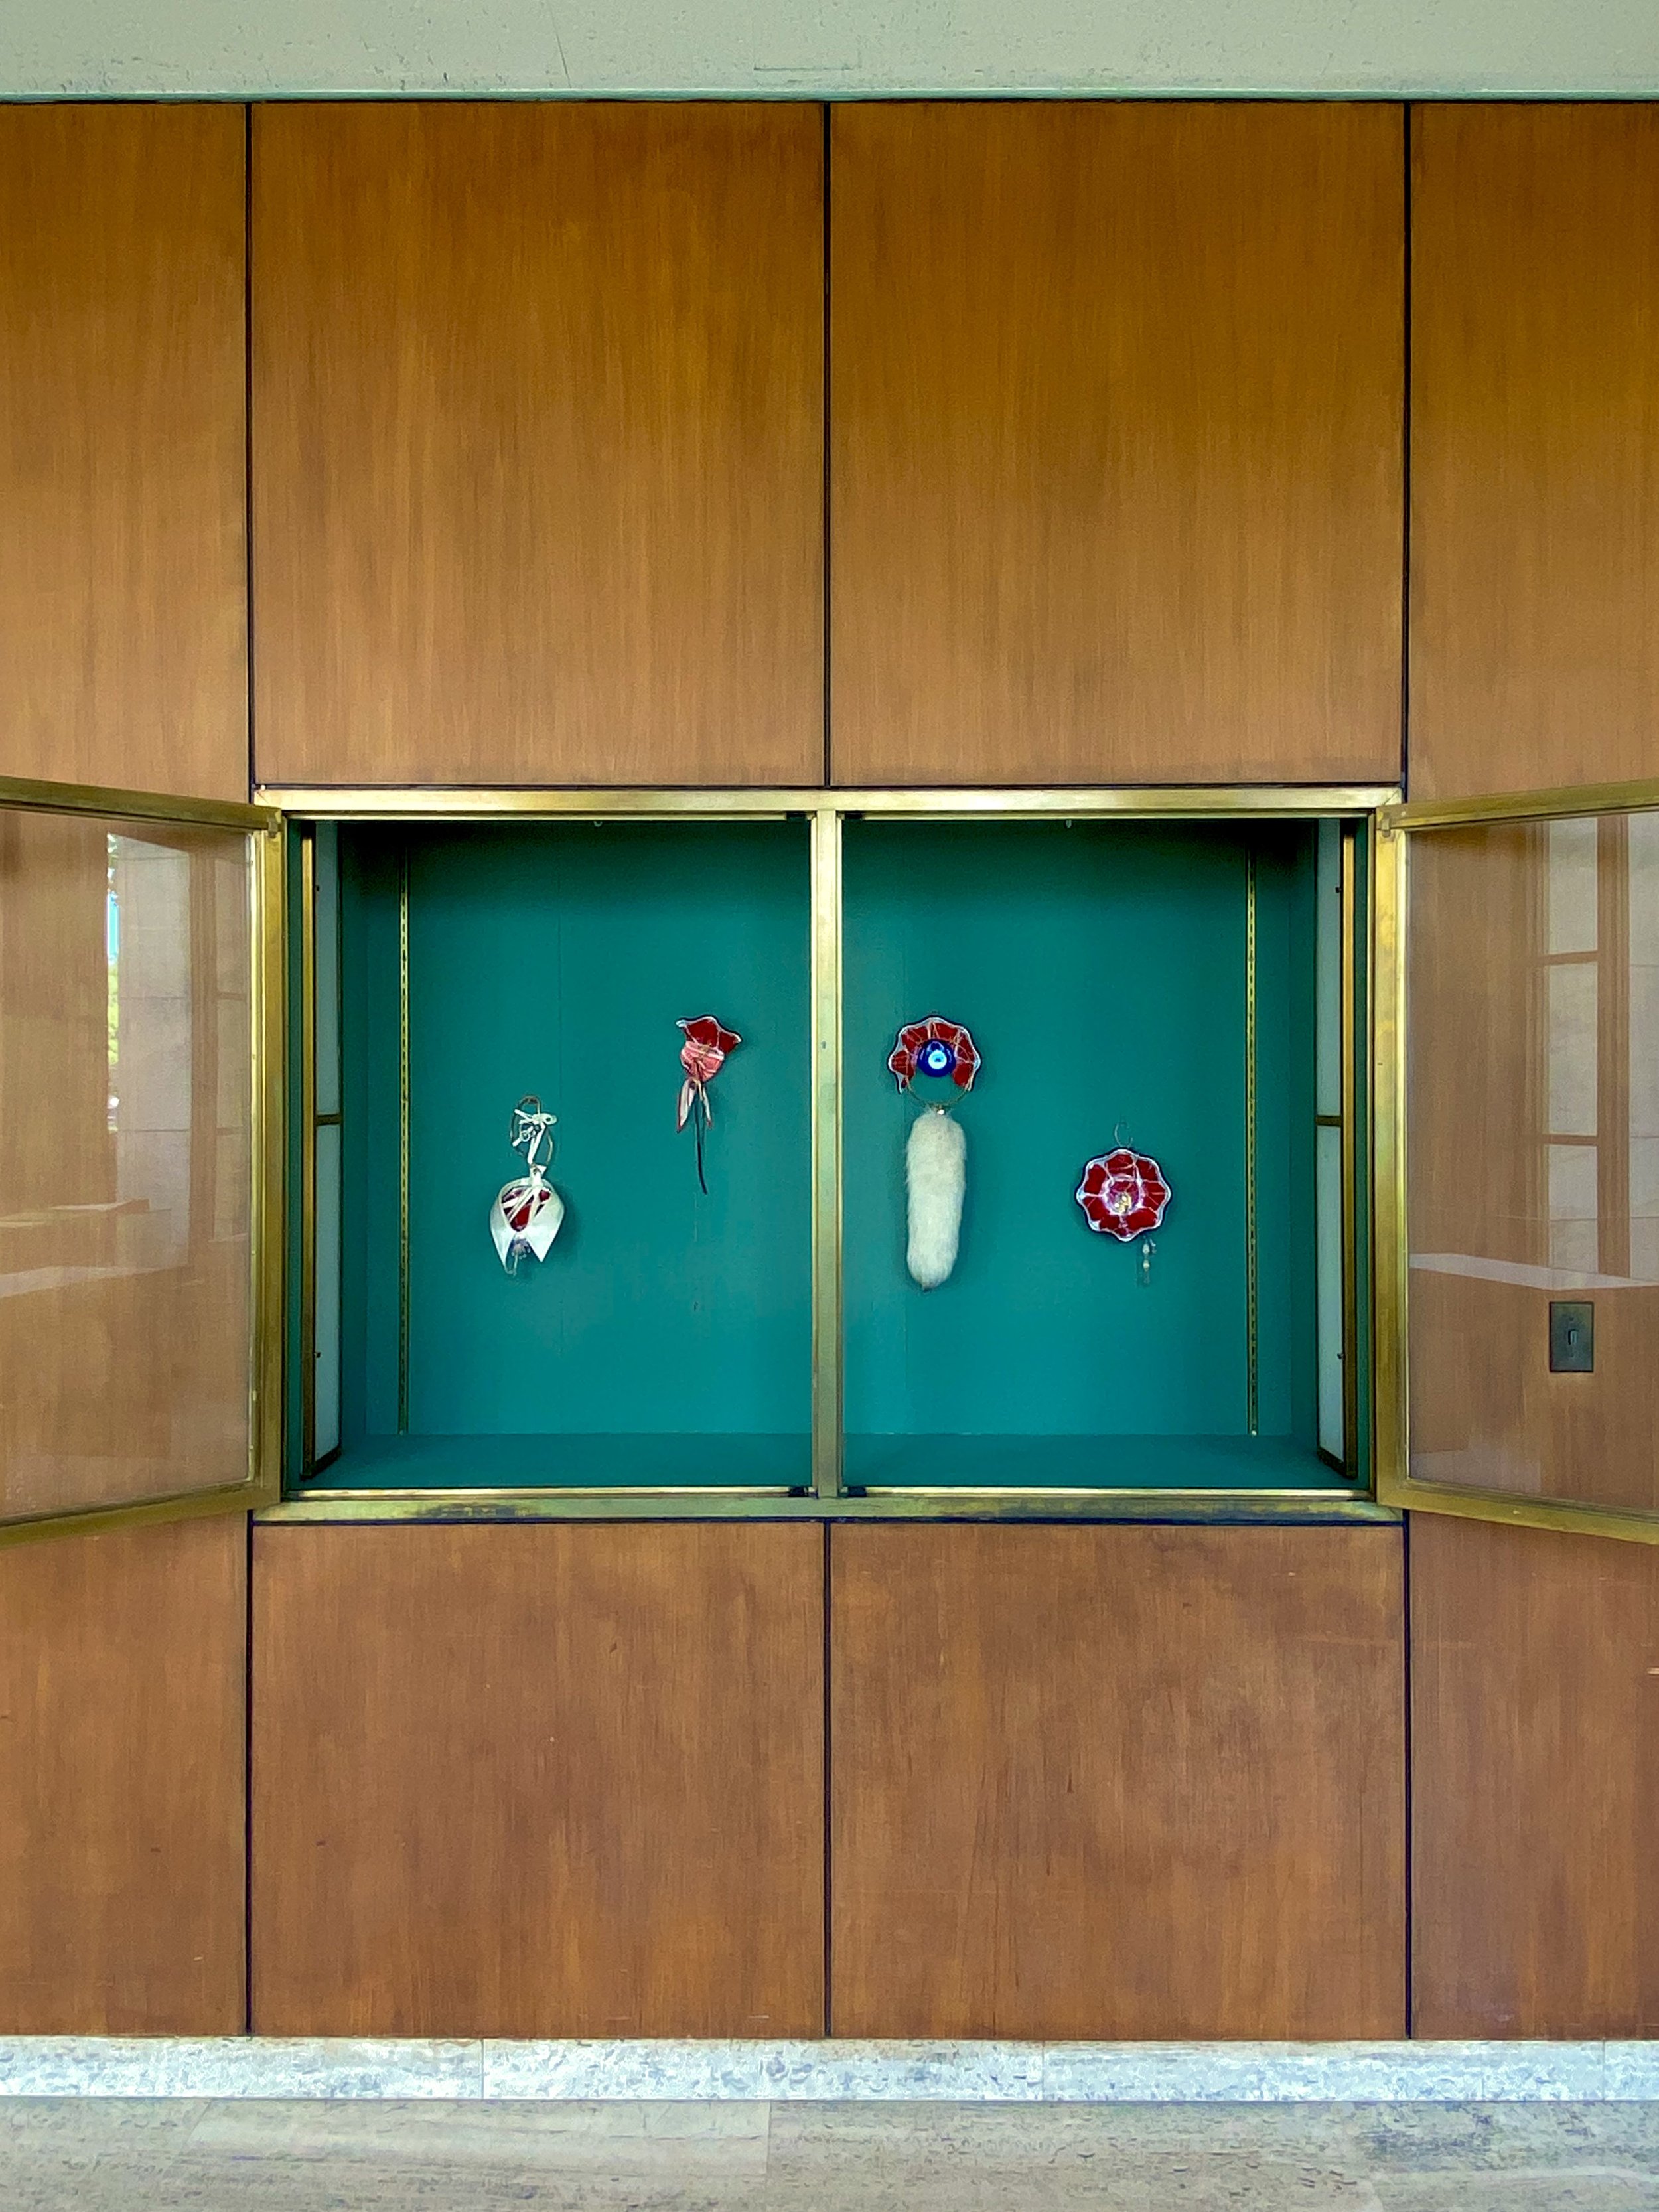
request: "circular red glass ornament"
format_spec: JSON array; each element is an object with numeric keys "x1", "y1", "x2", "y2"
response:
[
  {"x1": 1075, "y1": 1147, "x2": 1171, "y2": 1241},
  {"x1": 888, "y1": 1015, "x2": 981, "y2": 1094}
]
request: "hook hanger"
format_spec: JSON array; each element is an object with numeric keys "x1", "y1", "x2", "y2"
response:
[{"x1": 510, "y1": 1095, "x2": 557, "y2": 1180}]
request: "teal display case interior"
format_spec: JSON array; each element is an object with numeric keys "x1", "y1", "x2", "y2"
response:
[
  {"x1": 301, "y1": 818, "x2": 814, "y2": 1492},
  {"x1": 841, "y1": 818, "x2": 1359, "y2": 1494},
  {"x1": 288, "y1": 807, "x2": 1368, "y2": 1504}
]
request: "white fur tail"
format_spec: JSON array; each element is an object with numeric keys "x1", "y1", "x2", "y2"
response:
[{"x1": 906, "y1": 1108, "x2": 966, "y2": 1290}]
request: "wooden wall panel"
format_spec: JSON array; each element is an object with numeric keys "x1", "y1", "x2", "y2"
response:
[
  {"x1": 253, "y1": 102, "x2": 824, "y2": 790},
  {"x1": 0, "y1": 1516, "x2": 246, "y2": 2032},
  {"x1": 1412, "y1": 106, "x2": 1659, "y2": 801},
  {"x1": 0, "y1": 105, "x2": 247, "y2": 802},
  {"x1": 252, "y1": 1523, "x2": 824, "y2": 2036},
  {"x1": 830, "y1": 102, "x2": 1404, "y2": 790},
  {"x1": 1412, "y1": 1512, "x2": 1659, "y2": 2035},
  {"x1": 831, "y1": 1524, "x2": 1405, "y2": 2040}
]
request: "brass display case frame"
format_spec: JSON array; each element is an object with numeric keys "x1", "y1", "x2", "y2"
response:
[
  {"x1": 263, "y1": 782, "x2": 1394, "y2": 1528},
  {"x1": 21, "y1": 770, "x2": 1659, "y2": 1542},
  {"x1": 0, "y1": 774, "x2": 286, "y2": 1546},
  {"x1": 1375, "y1": 775, "x2": 1659, "y2": 1546}
]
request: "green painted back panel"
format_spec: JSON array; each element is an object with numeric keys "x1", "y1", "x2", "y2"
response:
[
  {"x1": 339, "y1": 834, "x2": 403, "y2": 1450},
  {"x1": 1260, "y1": 824, "x2": 1320, "y2": 1449},
  {"x1": 312, "y1": 814, "x2": 1344, "y2": 1499},
  {"x1": 842, "y1": 820, "x2": 1319, "y2": 1461},
  {"x1": 338, "y1": 822, "x2": 812, "y2": 1459}
]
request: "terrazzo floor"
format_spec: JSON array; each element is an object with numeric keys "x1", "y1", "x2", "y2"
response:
[{"x1": 3, "y1": 2099, "x2": 1659, "y2": 2209}]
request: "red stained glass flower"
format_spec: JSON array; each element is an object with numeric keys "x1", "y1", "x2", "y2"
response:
[
  {"x1": 678, "y1": 1014, "x2": 741, "y2": 1076},
  {"x1": 677, "y1": 1015, "x2": 742, "y2": 1192},
  {"x1": 1076, "y1": 1147, "x2": 1171, "y2": 1241},
  {"x1": 888, "y1": 1015, "x2": 981, "y2": 1094},
  {"x1": 504, "y1": 1181, "x2": 559, "y2": 1236}
]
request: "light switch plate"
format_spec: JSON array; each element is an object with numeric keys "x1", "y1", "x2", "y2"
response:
[{"x1": 1549, "y1": 1299, "x2": 1594, "y2": 1373}]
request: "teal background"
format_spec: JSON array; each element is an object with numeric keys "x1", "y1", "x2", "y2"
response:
[
  {"x1": 297, "y1": 813, "x2": 1352, "y2": 1498},
  {"x1": 841, "y1": 820, "x2": 1335, "y2": 1489},
  {"x1": 325, "y1": 820, "x2": 812, "y2": 1490}
]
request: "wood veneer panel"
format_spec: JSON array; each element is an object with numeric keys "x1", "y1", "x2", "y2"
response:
[
  {"x1": 830, "y1": 102, "x2": 1403, "y2": 789},
  {"x1": 0, "y1": 106, "x2": 246, "y2": 801},
  {"x1": 1412, "y1": 107, "x2": 1659, "y2": 800},
  {"x1": 830, "y1": 1524, "x2": 1405, "y2": 2039},
  {"x1": 0, "y1": 1517, "x2": 246, "y2": 2031},
  {"x1": 252, "y1": 1523, "x2": 824, "y2": 2036},
  {"x1": 1411, "y1": 1512, "x2": 1659, "y2": 2035},
  {"x1": 253, "y1": 103, "x2": 823, "y2": 789}
]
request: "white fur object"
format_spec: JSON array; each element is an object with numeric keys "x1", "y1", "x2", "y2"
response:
[{"x1": 906, "y1": 1107, "x2": 966, "y2": 1290}]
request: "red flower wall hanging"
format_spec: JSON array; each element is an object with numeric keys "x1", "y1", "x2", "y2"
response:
[
  {"x1": 888, "y1": 1015, "x2": 981, "y2": 1096},
  {"x1": 489, "y1": 1096, "x2": 565, "y2": 1273},
  {"x1": 889, "y1": 1015, "x2": 981, "y2": 1289},
  {"x1": 677, "y1": 1015, "x2": 741, "y2": 1194},
  {"x1": 1076, "y1": 1147, "x2": 1172, "y2": 1242}
]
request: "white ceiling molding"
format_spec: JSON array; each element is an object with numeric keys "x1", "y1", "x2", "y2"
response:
[{"x1": 1, "y1": 0, "x2": 1657, "y2": 101}]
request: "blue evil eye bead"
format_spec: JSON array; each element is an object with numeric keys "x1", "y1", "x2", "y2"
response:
[{"x1": 917, "y1": 1039, "x2": 957, "y2": 1079}]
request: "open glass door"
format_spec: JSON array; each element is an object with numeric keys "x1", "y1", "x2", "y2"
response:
[
  {"x1": 1378, "y1": 780, "x2": 1659, "y2": 1540},
  {"x1": 0, "y1": 776, "x2": 282, "y2": 1540}
]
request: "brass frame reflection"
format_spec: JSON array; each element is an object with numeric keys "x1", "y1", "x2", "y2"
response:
[
  {"x1": 261, "y1": 784, "x2": 1389, "y2": 1526},
  {"x1": 0, "y1": 775, "x2": 285, "y2": 1547},
  {"x1": 1376, "y1": 780, "x2": 1659, "y2": 1544}
]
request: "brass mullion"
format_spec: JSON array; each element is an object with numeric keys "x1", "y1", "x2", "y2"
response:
[{"x1": 810, "y1": 807, "x2": 843, "y2": 1499}]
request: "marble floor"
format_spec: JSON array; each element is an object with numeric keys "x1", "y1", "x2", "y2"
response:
[{"x1": 3, "y1": 2099, "x2": 1659, "y2": 2210}]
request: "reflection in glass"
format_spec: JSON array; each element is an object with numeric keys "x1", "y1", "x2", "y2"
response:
[
  {"x1": 0, "y1": 809, "x2": 255, "y2": 1522},
  {"x1": 1629, "y1": 816, "x2": 1659, "y2": 1287},
  {"x1": 1546, "y1": 963, "x2": 1597, "y2": 1142},
  {"x1": 1546, "y1": 1140, "x2": 1597, "y2": 1274},
  {"x1": 1547, "y1": 816, "x2": 1598, "y2": 955}
]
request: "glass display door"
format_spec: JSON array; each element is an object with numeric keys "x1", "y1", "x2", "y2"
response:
[
  {"x1": 0, "y1": 776, "x2": 282, "y2": 1540},
  {"x1": 1378, "y1": 780, "x2": 1659, "y2": 1540},
  {"x1": 269, "y1": 784, "x2": 1388, "y2": 1519}
]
